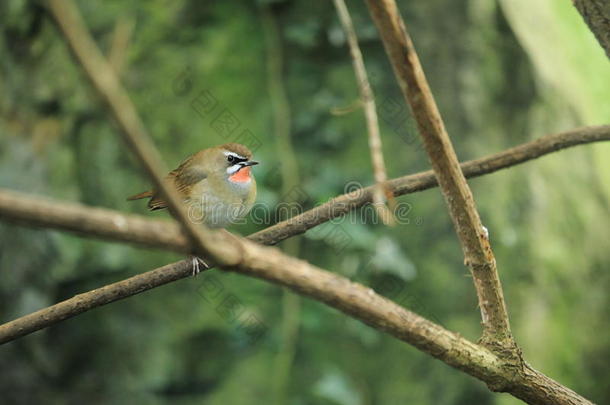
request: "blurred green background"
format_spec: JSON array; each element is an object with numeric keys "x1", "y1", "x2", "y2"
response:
[{"x1": 1, "y1": 0, "x2": 609, "y2": 404}]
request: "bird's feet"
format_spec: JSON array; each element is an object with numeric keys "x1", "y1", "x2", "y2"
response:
[{"x1": 191, "y1": 256, "x2": 209, "y2": 276}]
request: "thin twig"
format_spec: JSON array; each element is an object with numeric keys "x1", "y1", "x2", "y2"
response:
[
  {"x1": 330, "y1": 98, "x2": 362, "y2": 115},
  {"x1": 333, "y1": 0, "x2": 395, "y2": 225},
  {"x1": 366, "y1": 0, "x2": 513, "y2": 348},
  {"x1": 108, "y1": 17, "x2": 135, "y2": 76},
  {"x1": 0, "y1": 125, "x2": 607, "y2": 254}
]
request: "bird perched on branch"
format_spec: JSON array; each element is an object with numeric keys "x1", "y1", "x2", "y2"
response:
[{"x1": 127, "y1": 143, "x2": 259, "y2": 274}]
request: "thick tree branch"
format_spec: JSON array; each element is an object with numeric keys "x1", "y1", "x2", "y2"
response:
[
  {"x1": 573, "y1": 0, "x2": 610, "y2": 58},
  {"x1": 0, "y1": 250, "x2": 508, "y2": 380},
  {"x1": 0, "y1": 125, "x2": 608, "y2": 254},
  {"x1": 0, "y1": 216, "x2": 592, "y2": 405},
  {"x1": 333, "y1": 0, "x2": 395, "y2": 225},
  {"x1": 0, "y1": 191, "x2": 190, "y2": 252},
  {"x1": 366, "y1": 0, "x2": 513, "y2": 348}
]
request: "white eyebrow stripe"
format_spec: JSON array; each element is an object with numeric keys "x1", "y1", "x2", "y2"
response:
[{"x1": 223, "y1": 151, "x2": 246, "y2": 160}]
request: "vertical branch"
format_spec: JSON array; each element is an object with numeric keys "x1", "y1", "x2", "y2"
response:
[
  {"x1": 365, "y1": 0, "x2": 515, "y2": 350},
  {"x1": 108, "y1": 17, "x2": 135, "y2": 76},
  {"x1": 260, "y1": 7, "x2": 301, "y2": 404},
  {"x1": 333, "y1": 0, "x2": 395, "y2": 225}
]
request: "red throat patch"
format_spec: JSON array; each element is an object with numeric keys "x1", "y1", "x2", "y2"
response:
[{"x1": 229, "y1": 166, "x2": 251, "y2": 183}]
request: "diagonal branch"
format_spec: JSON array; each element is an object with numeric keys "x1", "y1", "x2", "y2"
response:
[
  {"x1": 0, "y1": 249, "x2": 509, "y2": 382},
  {"x1": 333, "y1": 0, "x2": 395, "y2": 225},
  {"x1": 46, "y1": 0, "x2": 242, "y2": 268},
  {"x1": 244, "y1": 125, "x2": 610, "y2": 246},
  {"x1": 0, "y1": 125, "x2": 608, "y2": 255},
  {"x1": 573, "y1": 0, "x2": 610, "y2": 58},
  {"x1": 366, "y1": 0, "x2": 513, "y2": 349},
  {"x1": 364, "y1": 2, "x2": 597, "y2": 403},
  {"x1": 0, "y1": 213, "x2": 593, "y2": 405}
]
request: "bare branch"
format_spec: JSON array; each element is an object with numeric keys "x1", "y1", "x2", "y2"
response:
[
  {"x1": 0, "y1": 190, "x2": 189, "y2": 252},
  {"x1": 248, "y1": 125, "x2": 610, "y2": 245},
  {"x1": 0, "y1": 260, "x2": 194, "y2": 345},
  {"x1": 333, "y1": 0, "x2": 395, "y2": 225},
  {"x1": 0, "y1": 125, "x2": 607, "y2": 254},
  {"x1": 573, "y1": 0, "x2": 610, "y2": 58},
  {"x1": 0, "y1": 248, "x2": 505, "y2": 379},
  {"x1": 366, "y1": 0, "x2": 513, "y2": 348},
  {"x1": 46, "y1": 0, "x2": 242, "y2": 267},
  {"x1": 0, "y1": 218, "x2": 593, "y2": 404}
]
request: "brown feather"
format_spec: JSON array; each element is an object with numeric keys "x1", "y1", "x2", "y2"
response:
[
  {"x1": 126, "y1": 190, "x2": 153, "y2": 201},
  {"x1": 220, "y1": 143, "x2": 253, "y2": 159},
  {"x1": 129, "y1": 151, "x2": 209, "y2": 211},
  {"x1": 147, "y1": 196, "x2": 168, "y2": 211}
]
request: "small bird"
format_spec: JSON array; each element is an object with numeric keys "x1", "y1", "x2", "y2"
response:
[{"x1": 127, "y1": 143, "x2": 259, "y2": 273}]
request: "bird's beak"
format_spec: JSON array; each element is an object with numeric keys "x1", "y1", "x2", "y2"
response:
[{"x1": 240, "y1": 160, "x2": 259, "y2": 167}]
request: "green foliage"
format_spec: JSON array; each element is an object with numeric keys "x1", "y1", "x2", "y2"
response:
[{"x1": 0, "y1": 0, "x2": 608, "y2": 404}]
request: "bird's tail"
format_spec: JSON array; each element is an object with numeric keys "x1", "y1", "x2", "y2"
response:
[{"x1": 126, "y1": 190, "x2": 153, "y2": 201}]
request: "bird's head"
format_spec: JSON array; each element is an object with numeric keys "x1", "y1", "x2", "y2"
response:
[{"x1": 213, "y1": 143, "x2": 258, "y2": 184}]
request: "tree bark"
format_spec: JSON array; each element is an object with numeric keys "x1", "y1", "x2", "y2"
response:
[{"x1": 573, "y1": 0, "x2": 610, "y2": 58}]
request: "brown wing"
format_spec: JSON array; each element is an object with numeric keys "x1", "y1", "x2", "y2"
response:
[
  {"x1": 128, "y1": 153, "x2": 208, "y2": 211},
  {"x1": 126, "y1": 190, "x2": 153, "y2": 201}
]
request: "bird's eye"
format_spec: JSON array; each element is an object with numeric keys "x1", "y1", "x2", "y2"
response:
[{"x1": 227, "y1": 155, "x2": 235, "y2": 163}]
